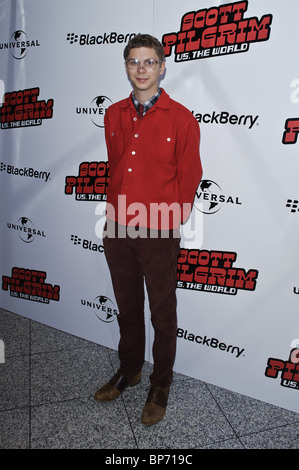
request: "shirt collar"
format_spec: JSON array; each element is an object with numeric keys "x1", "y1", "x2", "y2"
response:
[
  {"x1": 131, "y1": 88, "x2": 162, "y2": 116},
  {"x1": 119, "y1": 88, "x2": 170, "y2": 111}
]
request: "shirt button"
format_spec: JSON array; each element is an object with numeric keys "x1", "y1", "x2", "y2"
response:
[
  {"x1": 133, "y1": 117, "x2": 137, "y2": 121},
  {"x1": 128, "y1": 168, "x2": 132, "y2": 172},
  {"x1": 132, "y1": 151, "x2": 136, "y2": 155},
  {"x1": 167, "y1": 137, "x2": 171, "y2": 141},
  {"x1": 134, "y1": 134, "x2": 139, "y2": 138}
]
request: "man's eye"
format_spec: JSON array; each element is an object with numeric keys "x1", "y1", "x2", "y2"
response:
[{"x1": 146, "y1": 59, "x2": 155, "y2": 66}]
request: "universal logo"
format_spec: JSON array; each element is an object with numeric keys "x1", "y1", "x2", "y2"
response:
[
  {"x1": 7, "y1": 217, "x2": 46, "y2": 243},
  {"x1": 81, "y1": 295, "x2": 118, "y2": 323},
  {"x1": 195, "y1": 180, "x2": 241, "y2": 215},
  {"x1": 0, "y1": 30, "x2": 40, "y2": 59},
  {"x1": 76, "y1": 96, "x2": 112, "y2": 128},
  {"x1": 70, "y1": 234, "x2": 104, "y2": 253}
]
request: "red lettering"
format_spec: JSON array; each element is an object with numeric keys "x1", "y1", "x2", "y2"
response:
[
  {"x1": 230, "y1": 1, "x2": 248, "y2": 22},
  {"x1": 181, "y1": 12, "x2": 196, "y2": 31},
  {"x1": 282, "y1": 362, "x2": 299, "y2": 382},
  {"x1": 65, "y1": 176, "x2": 77, "y2": 194},
  {"x1": 162, "y1": 1, "x2": 271, "y2": 58},
  {"x1": 234, "y1": 269, "x2": 258, "y2": 290},
  {"x1": 162, "y1": 33, "x2": 177, "y2": 57},
  {"x1": 265, "y1": 358, "x2": 285, "y2": 378},
  {"x1": 282, "y1": 118, "x2": 299, "y2": 144},
  {"x1": 216, "y1": 23, "x2": 237, "y2": 46},
  {"x1": 246, "y1": 16, "x2": 272, "y2": 42}
]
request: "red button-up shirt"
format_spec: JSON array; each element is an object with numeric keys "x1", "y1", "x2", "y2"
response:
[{"x1": 104, "y1": 89, "x2": 202, "y2": 230}]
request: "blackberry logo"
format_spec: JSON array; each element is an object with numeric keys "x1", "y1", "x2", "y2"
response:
[
  {"x1": 70, "y1": 234, "x2": 81, "y2": 245},
  {"x1": 192, "y1": 110, "x2": 258, "y2": 129},
  {"x1": 286, "y1": 199, "x2": 299, "y2": 213},
  {"x1": 66, "y1": 32, "x2": 136, "y2": 46},
  {"x1": 0, "y1": 162, "x2": 50, "y2": 181},
  {"x1": 70, "y1": 234, "x2": 104, "y2": 253},
  {"x1": 66, "y1": 33, "x2": 78, "y2": 44},
  {"x1": 177, "y1": 328, "x2": 245, "y2": 358}
]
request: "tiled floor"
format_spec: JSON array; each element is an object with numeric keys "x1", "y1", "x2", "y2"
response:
[{"x1": 1, "y1": 307, "x2": 299, "y2": 450}]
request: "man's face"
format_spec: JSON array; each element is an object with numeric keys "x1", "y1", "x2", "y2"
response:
[{"x1": 125, "y1": 47, "x2": 165, "y2": 99}]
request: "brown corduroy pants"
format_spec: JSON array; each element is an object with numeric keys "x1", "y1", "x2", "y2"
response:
[{"x1": 103, "y1": 221, "x2": 180, "y2": 388}]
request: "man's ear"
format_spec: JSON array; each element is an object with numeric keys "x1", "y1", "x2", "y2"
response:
[{"x1": 160, "y1": 61, "x2": 166, "y2": 77}]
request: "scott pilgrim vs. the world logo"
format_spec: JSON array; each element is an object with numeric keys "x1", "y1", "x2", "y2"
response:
[
  {"x1": 0, "y1": 87, "x2": 54, "y2": 129},
  {"x1": 162, "y1": 1, "x2": 272, "y2": 62},
  {"x1": 2, "y1": 267, "x2": 60, "y2": 304},
  {"x1": 177, "y1": 248, "x2": 258, "y2": 295}
]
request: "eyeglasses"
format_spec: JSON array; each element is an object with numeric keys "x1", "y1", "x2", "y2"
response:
[{"x1": 125, "y1": 58, "x2": 163, "y2": 71}]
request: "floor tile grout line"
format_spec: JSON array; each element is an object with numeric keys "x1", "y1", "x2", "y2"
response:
[
  {"x1": 2, "y1": 309, "x2": 299, "y2": 449},
  {"x1": 106, "y1": 347, "x2": 140, "y2": 448},
  {"x1": 121, "y1": 396, "x2": 140, "y2": 449},
  {"x1": 2, "y1": 345, "x2": 108, "y2": 364},
  {"x1": 205, "y1": 382, "x2": 299, "y2": 441},
  {"x1": 27, "y1": 394, "x2": 103, "y2": 409},
  {"x1": 204, "y1": 382, "x2": 245, "y2": 447},
  {"x1": 237, "y1": 421, "x2": 299, "y2": 440},
  {"x1": 198, "y1": 436, "x2": 245, "y2": 449}
]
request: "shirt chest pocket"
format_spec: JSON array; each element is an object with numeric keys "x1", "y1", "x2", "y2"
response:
[
  {"x1": 151, "y1": 134, "x2": 176, "y2": 165},
  {"x1": 108, "y1": 130, "x2": 125, "y2": 160}
]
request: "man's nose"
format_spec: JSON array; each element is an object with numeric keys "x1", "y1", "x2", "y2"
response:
[{"x1": 137, "y1": 62, "x2": 146, "y2": 71}]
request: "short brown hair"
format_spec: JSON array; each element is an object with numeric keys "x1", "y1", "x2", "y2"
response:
[{"x1": 123, "y1": 34, "x2": 165, "y2": 61}]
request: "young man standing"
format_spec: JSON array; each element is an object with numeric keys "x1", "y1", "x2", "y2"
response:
[{"x1": 94, "y1": 34, "x2": 202, "y2": 425}]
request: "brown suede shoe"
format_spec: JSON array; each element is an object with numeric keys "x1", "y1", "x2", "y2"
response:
[
  {"x1": 141, "y1": 386, "x2": 170, "y2": 426},
  {"x1": 94, "y1": 369, "x2": 141, "y2": 402}
]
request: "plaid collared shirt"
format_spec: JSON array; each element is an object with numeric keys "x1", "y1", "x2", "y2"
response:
[{"x1": 131, "y1": 88, "x2": 162, "y2": 116}]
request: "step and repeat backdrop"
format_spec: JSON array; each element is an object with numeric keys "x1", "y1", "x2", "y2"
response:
[{"x1": 1, "y1": 0, "x2": 299, "y2": 413}]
